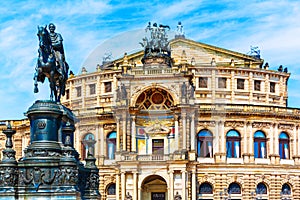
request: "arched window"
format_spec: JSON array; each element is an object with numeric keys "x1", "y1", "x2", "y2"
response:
[
  {"x1": 256, "y1": 182, "x2": 267, "y2": 194},
  {"x1": 199, "y1": 182, "x2": 213, "y2": 194},
  {"x1": 228, "y1": 182, "x2": 241, "y2": 194},
  {"x1": 279, "y1": 132, "x2": 289, "y2": 159},
  {"x1": 107, "y1": 183, "x2": 116, "y2": 195},
  {"x1": 281, "y1": 183, "x2": 291, "y2": 195},
  {"x1": 81, "y1": 133, "x2": 95, "y2": 160},
  {"x1": 107, "y1": 131, "x2": 116, "y2": 160},
  {"x1": 254, "y1": 131, "x2": 267, "y2": 158},
  {"x1": 226, "y1": 130, "x2": 241, "y2": 158},
  {"x1": 197, "y1": 130, "x2": 213, "y2": 158}
]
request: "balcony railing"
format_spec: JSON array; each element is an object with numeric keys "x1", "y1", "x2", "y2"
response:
[{"x1": 123, "y1": 154, "x2": 173, "y2": 161}]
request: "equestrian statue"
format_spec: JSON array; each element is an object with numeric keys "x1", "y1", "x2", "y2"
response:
[{"x1": 33, "y1": 23, "x2": 69, "y2": 102}]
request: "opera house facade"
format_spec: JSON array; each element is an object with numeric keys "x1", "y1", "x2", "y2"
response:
[{"x1": 2, "y1": 23, "x2": 300, "y2": 200}]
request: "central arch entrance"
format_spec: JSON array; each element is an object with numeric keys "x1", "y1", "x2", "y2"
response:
[{"x1": 141, "y1": 175, "x2": 168, "y2": 200}]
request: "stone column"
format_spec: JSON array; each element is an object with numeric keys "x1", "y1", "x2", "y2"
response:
[
  {"x1": 133, "y1": 172, "x2": 138, "y2": 200},
  {"x1": 270, "y1": 123, "x2": 274, "y2": 155},
  {"x1": 231, "y1": 70, "x2": 235, "y2": 102},
  {"x1": 190, "y1": 115, "x2": 195, "y2": 151},
  {"x1": 191, "y1": 171, "x2": 196, "y2": 200},
  {"x1": 274, "y1": 123, "x2": 279, "y2": 155},
  {"x1": 220, "y1": 121, "x2": 225, "y2": 153},
  {"x1": 214, "y1": 121, "x2": 219, "y2": 153},
  {"x1": 100, "y1": 124, "x2": 104, "y2": 156},
  {"x1": 169, "y1": 170, "x2": 174, "y2": 200},
  {"x1": 95, "y1": 124, "x2": 100, "y2": 159},
  {"x1": 123, "y1": 117, "x2": 127, "y2": 151},
  {"x1": 116, "y1": 117, "x2": 120, "y2": 152},
  {"x1": 293, "y1": 125, "x2": 297, "y2": 158},
  {"x1": 244, "y1": 122, "x2": 249, "y2": 155},
  {"x1": 249, "y1": 122, "x2": 253, "y2": 155},
  {"x1": 131, "y1": 116, "x2": 136, "y2": 152},
  {"x1": 116, "y1": 173, "x2": 120, "y2": 200},
  {"x1": 121, "y1": 172, "x2": 126, "y2": 200},
  {"x1": 182, "y1": 113, "x2": 187, "y2": 150},
  {"x1": 175, "y1": 115, "x2": 179, "y2": 150},
  {"x1": 181, "y1": 171, "x2": 186, "y2": 200}
]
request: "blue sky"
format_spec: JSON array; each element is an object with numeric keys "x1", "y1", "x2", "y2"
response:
[{"x1": 1, "y1": 0, "x2": 300, "y2": 120}]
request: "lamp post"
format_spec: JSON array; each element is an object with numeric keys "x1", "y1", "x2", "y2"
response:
[
  {"x1": 280, "y1": 188, "x2": 292, "y2": 200},
  {"x1": 220, "y1": 188, "x2": 231, "y2": 200}
]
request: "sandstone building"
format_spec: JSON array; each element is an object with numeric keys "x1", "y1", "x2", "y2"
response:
[{"x1": 3, "y1": 23, "x2": 299, "y2": 200}]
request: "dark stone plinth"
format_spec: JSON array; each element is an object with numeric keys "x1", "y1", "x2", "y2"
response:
[
  {"x1": 0, "y1": 100, "x2": 100, "y2": 199},
  {"x1": 27, "y1": 100, "x2": 62, "y2": 142}
]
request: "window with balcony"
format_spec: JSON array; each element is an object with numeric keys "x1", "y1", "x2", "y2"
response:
[
  {"x1": 254, "y1": 131, "x2": 267, "y2": 158},
  {"x1": 89, "y1": 84, "x2": 96, "y2": 95},
  {"x1": 226, "y1": 130, "x2": 241, "y2": 158},
  {"x1": 104, "y1": 82, "x2": 112, "y2": 93},
  {"x1": 279, "y1": 132, "x2": 289, "y2": 159},
  {"x1": 81, "y1": 133, "x2": 95, "y2": 160},
  {"x1": 254, "y1": 80, "x2": 261, "y2": 91},
  {"x1": 270, "y1": 82, "x2": 275, "y2": 93},
  {"x1": 237, "y1": 79, "x2": 245, "y2": 90},
  {"x1": 107, "y1": 131, "x2": 116, "y2": 160},
  {"x1": 199, "y1": 77, "x2": 208, "y2": 88},
  {"x1": 218, "y1": 77, "x2": 227, "y2": 89},
  {"x1": 197, "y1": 130, "x2": 213, "y2": 158},
  {"x1": 199, "y1": 182, "x2": 213, "y2": 194}
]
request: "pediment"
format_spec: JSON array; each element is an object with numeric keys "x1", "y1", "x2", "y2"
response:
[
  {"x1": 145, "y1": 179, "x2": 167, "y2": 186},
  {"x1": 110, "y1": 37, "x2": 263, "y2": 69},
  {"x1": 170, "y1": 38, "x2": 262, "y2": 65}
]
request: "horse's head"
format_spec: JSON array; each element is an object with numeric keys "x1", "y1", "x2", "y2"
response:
[{"x1": 37, "y1": 25, "x2": 51, "y2": 50}]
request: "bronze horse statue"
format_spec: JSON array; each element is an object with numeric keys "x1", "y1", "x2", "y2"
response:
[{"x1": 33, "y1": 25, "x2": 68, "y2": 102}]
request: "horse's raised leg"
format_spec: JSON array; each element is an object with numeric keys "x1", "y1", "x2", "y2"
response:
[{"x1": 33, "y1": 71, "x2": 39, "y2": 93}]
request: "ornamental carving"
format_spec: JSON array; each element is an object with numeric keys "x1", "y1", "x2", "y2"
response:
[
  {"x1": 18, "y1": 167, "x2": 57, "y2": 189},
  {"x1": 0, "y1": 167, "x2": 18, "y2": 188},
  {"x1": 104, "y1": 124, "x2": 116, "y2": 130},
  {"x1": 198, "y1": 121, "x2": 216, "y2": 128},
  {"x1": 198, "y1": 174, "x2": 215, "y2": 185},
  {"x1": 252, "y1": 122, "x2": 271, "y2": 129},
  {"x1": 225, "y1": 121, "x2": 244, "y2": 128},
  {"x1": 55, "y1": 166, "x2": 78, "y2": 186},
  {"x1": 278, "y1": 123, "x2": 294, "y2": 130},
  {"x1": 24, "y1": 149, "x2": 61, "y2": 158}
]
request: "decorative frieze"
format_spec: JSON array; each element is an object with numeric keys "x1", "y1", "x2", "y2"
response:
[
  {"x1": 104, "y1": 124, "x2": 116, "y2": 131},
  {"x1": 225, "y1": 121, "x2": 244, "y2": 128},
  {"x1": 198, "y1": 121, "x2": 216, "y2": 128},
  {"x1": 252, "y1": 122, "x2": 271, "y2": 129},
  {"x1": 278, "y1": 123, "x2": 294, "y2": 130}
]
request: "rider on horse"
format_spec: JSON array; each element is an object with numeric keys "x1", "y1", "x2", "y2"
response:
[{"x1": 48, "y1": 23, "x2": 68, "y2": 81}]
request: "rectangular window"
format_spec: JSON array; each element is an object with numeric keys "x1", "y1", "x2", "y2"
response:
[
  {"x1": 152, "y1": 139, "x2": 164, "y2": 155},
  {"x1": 218, "y1": 77, "x2": 227, "y2": 88},
  {"x1": 66, "y1": 89, "x2": 70, "y2": 99},
  {"x1": 270, "y1": 82, "x2": 275, "y2": 93},
  {"x1": 254, "y1": 80, "x2": 261, "y2": 91},
  {"x1": 199, "y1": 77, "x2": 208, "y2": 88},
  {"x1": 76, "y1": 86, "x2": 81, "y2": 97},
  {"x1": 89, "y1": 84, "x2": 96, "y2": 95},
  {"x1": 104, "y1": 82, "x2": 112, "y2": 93},
  {"x1": 237, "y1": 79, "x2": 245, "y2": 90}
]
